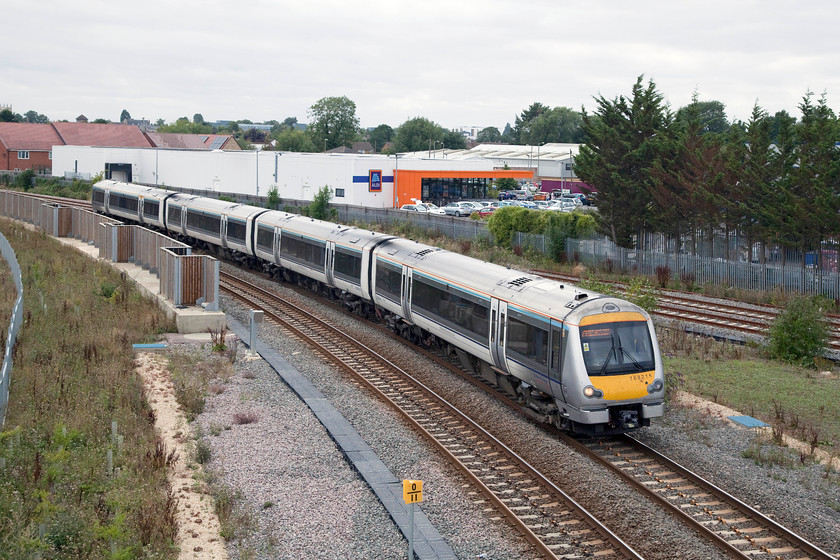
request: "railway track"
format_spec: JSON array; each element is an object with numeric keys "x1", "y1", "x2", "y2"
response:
[
  {"x1": 420, "y1": 333, "x2": 836, "y2": 559},
  {"x1": 563, "y1": 435, "x2": 835, "y2": 560},
  {"x1": 530, "y1": 269, "x2": 840, "y2": 351},
  {"x1": 220, "y1": 269, "x2": 835, "y2": 559},
  {"x1": 219, "y1": 270, "x2": 642, "y2": 560}
]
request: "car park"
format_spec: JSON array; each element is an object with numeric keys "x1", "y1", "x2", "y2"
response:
[{"x1": 443, "y1": 201, "x2": 478, "y2": 217}]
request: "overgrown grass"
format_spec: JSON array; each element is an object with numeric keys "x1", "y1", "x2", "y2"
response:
[
  {"x1": 0, "y1": 219, "x2": 180, "y2": 558},
  {"x1": 659, "y1": 326, "x2": 840, "y2": 456}
]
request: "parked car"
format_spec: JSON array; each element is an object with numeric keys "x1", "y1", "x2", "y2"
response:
[
  {"x1": 560, "y1": 195, "x2": 583, "y2": 207},
  {"x1": 498, "y1": 191, "x2": 517, "y2": 200},
  {"x1": 442, "y1": 201, "x2": 478, "y2": 217},
  {"x1": 477, "y1": 206, "x2": 496, "y2": 218},
  {"x1": 547, "y1": 200, "x2": 578, "y2": 212},
  {"x1": 568, "y1": 193, "x2": 591, "y2": 206},
  {"x1": 422, "y1": 202, "x2": 446, "y2": 215},
  {"x1": 400, "y1": 204, "x2": 427, "y2": 212},
  {"x1": 514, "y1": 200, "x2": 538, "y2": 210}
]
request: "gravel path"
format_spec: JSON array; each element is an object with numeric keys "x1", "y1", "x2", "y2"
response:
[{"x1": 190, "y1": 266, "x2": 840, "y2": 560}]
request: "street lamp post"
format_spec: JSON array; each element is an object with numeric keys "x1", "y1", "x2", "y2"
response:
[{"x1": 394, "y1": 153, "x2": 400, "y2": 208}]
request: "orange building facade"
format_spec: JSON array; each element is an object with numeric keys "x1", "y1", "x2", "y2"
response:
[{"x1": 394, "y1": 168, "x2": 532, "y2": 207}]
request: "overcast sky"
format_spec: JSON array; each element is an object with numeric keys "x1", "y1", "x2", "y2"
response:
[{"x1": 3, "y1": 0, "x2": 838, "y2": 132}]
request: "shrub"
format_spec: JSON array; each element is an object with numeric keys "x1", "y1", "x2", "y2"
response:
[
  {"x1": 266, "y1": 185, "x2": 281, "y2": 209},
  {"x1": 765, "y1": 296, "x2": 829, "y2": 366},
  {"x1": 655, "y1": 265, "x2": 671, "y2": 288},
  {"x1": 624, "y1": 276, "x2": 658, "y2": 313}
]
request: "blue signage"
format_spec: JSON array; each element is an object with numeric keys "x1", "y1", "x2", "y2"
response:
[{"x1": 369, "y1": 170, "x2": 382, "y2": 192}]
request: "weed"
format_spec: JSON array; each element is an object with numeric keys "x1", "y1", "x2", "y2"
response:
[
  {"x1": 146, "y1": 438, "x2": 179, "y2": 470},
  {"x1": 233, "y1": 412, "x2": 259, "y2": 425},
  {"x1": 212, "y1": 483, "x2": 254, "y2": 541},
  {"x1": 208, "y1": 325, "x2": 229, "y2": 352},
  {"x1": 194, "y1": 439, "x2": 212, "y2": 464}
]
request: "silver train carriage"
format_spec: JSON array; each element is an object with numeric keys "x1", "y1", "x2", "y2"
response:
[
  {"x1": 370, "y1": 236, "x2": 664, "y2": 435},
  {"x1": 93, "y1": 180, "x2": 664, "y2": 435}
]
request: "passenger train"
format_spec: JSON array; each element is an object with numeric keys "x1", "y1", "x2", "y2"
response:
[{"x1": 92, "y1": 180, "x2": 665, "y2": 435}]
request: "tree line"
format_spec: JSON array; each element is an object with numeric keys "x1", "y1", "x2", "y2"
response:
[{"x1": 574, "y1": 76, "x2": 840, "y2": 269}]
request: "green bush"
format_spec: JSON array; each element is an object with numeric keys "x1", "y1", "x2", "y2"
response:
[
  {"x1": 486, "y1": 206, "x2": 538, "y2": 248},
  {"x1": 765, "y1": 296, "x2": 829, "y2": 366}
]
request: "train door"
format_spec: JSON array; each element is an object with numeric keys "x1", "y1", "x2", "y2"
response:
[
  {"x1": 220, "y1": 216, "x2": 229, "y2": 248},
  {"x1": 489, "y1": 299, "x2": 509, "y2": 373},
  {"x1": 401, "y1": 267, "x2": 414, "y2": 323},
  {"x1": 273, "y1": 229, "x2": 281, "y2": 263},
  {"x1": 548, "y1": 322, "x2": 566, "y2": 401},
  {"x1": 325, "y1": 241, "x2": 335, "y2": 286}
]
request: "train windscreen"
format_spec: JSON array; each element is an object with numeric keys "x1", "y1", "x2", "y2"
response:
[{"x1": 579, "y1": 320, "x2": 655, "y2": 376}]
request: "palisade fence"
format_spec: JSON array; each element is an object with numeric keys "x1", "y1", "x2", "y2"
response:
[
  {"x1": 0, "y1": 232, "x2": 24, "y2": 428},
  {"x1": 563, "y1": 236, "x2": 840, "y2": 299},
  {"x1": 0, "y1": 188, "x2": 219, "y2": 310}
]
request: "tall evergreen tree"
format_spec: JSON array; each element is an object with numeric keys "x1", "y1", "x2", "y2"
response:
[
  {"x1": 792, "y1": 92, "x2": 840, "y2": 268},
  {"x1": 575, "y1": 76, "x2": 672, "y2": 248},
  {"x1": 512, "y1": 102, "x2": 549, "y2": 144}
]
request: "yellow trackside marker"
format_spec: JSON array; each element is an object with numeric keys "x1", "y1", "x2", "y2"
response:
[{"x1": 403, "y1": 479, "x2": 423, "y2": 503}]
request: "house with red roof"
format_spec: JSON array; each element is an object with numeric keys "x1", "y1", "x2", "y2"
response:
[
  {"x1": 144, "y1": 132, "x2": 240, "y2": 151},
  {"x1": 51, "y1": 122, "x2": 153, "y2": 149},
  {"x1": 0, "y1": 123, "x2": 64, "y2": 173},
  {"x1": 0, "y1": 122, "x2": 241, "y2": 174}
]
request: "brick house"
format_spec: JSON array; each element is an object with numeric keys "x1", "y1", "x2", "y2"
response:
[
  {"x1": 0, "y1": 122, "x2": 241, "y2": 175},
  {"x1": 0, "y1": 123, "x2": 64, "y2": 174}
]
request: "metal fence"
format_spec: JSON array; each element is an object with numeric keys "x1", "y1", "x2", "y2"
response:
[
  {"x1": 0, "y1": 232, "x2": 24, "y2": 428},
  {"x1": 566, "y1": 237, "x2": 840, "y2": 299}
]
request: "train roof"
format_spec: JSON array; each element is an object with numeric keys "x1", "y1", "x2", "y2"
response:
[
  {"x1": 93, "y1": 180, "x2": 174, "y2": 200},
  {"x1": 376, "y1": 236, "x2": 648, "y2": 322}
]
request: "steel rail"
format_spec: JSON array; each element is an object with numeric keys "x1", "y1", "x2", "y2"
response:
[{"x1": 219, "y1": 271, "x2": 642, "y2": 560}]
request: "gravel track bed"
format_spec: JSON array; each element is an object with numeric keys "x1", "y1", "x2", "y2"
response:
[{"x1": 195, "y1": 265, "x2": 840, "y2": 559}]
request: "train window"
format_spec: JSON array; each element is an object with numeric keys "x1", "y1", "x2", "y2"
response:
[
  {"x1": 143, "y1": 200, "x2": 159, "y2": 219},
  {"x1": 168, "y1": 205, "x2": 182, "y2": 227},
  {"x1": 334, "y1": 247, "x2": 362, "y2": 284},
  {"x1": 580, "y1": 321, "x2": 655, "y2": 376},
  {"x1": 112, "y1": 193, "x2": 138, "y2": 213},
  {"x1": 227, "y1": 217, "x2": 246, "y2": 245},
  {"x1": 256, "y1": 225, "x2": 274, "y2": 252},
  {"x1": 375, "y1": 259, "x2": 402, "y2": 302},
  {"x1": 279, "y1": 231, "x2": 326, "y2": 270},
  {"x1": 186, "y1": 209, "x2": 221, "y2": 237},
  {"x1": 507, "y1": 309, "x2": 548, "y2": 367},
  {"x1": 92, "y1": 188, "x2": 105, "y2": 205},
  {"x1": 412, "y1": 274, "x2": 489, "y2": 342}
]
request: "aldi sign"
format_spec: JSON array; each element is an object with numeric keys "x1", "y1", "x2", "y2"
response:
[{"x1": 369, "y1": 170, "x2": 382, "y2": 192}]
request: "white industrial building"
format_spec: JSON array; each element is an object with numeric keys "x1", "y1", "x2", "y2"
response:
[{"x1": 51, "y1": 143, "x2": 578, "y2": 208}]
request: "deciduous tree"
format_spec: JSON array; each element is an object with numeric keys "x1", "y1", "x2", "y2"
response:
[
  {"x1": 391, "y1": 117, "x2": 444, "y2": 153},
  {"x1": 307, "y1": 96, "x2": 360, "y2": 150}
]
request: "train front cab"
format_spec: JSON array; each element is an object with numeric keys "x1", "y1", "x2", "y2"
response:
[{"x1": 561, "y1": 310, "x2": 665, "y2": 436}]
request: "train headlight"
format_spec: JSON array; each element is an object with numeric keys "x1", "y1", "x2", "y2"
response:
[
  {"x1": 647, "y1": 379, "x2": 664, "y2": 394},
  {"x1": 583, "y1": 385, "x2": 603, "y2": 399}
]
